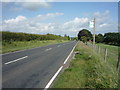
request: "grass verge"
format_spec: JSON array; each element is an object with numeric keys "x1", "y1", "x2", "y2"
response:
[
  {"x1": 1, "y1": 40, "x2": 68, "y2": 54},
  {"x1": 53, "y1": 41, "x2": 118, "y2": 88}
]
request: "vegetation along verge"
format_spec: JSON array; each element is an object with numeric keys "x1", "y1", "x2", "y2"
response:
[{"x1": 53, "y1": 41, "x2": 118, "y2": 88}]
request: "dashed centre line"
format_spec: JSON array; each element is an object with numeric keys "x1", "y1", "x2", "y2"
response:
[
  {"x1": 45, "y1": 48, "x2": 52, "y2": 51},
  {"x1": 57, "y1": 45, "x2": 61, "y2": 47},
  {"x1": 5, "y1": 56, "x2": 28, "y2": 65}
]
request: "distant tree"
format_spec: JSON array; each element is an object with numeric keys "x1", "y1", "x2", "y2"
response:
[
  {"x1": 81, "y1": 36, "x2": 87, "y2": 43},
  {"x1": 67, "y1": 36, "x2": 70, "y2": 40},
  {"x1": 64, "y1": 34, "x2": 67, "y2": 37},
  {"x1": 95, "y1": 34, "x2": 104, "y2": 43},
  {"x1": 78, "y1": 29, "x2": 92, "y2": 41},
  {"x1": 71, "y1": 37, "x2": 77, "y2": 41},
  {"x1": 58, "y1": 35, "x2": 61, "y2": 37},
  {"x1": 2, "y1": 31, "x2": 69, "y2": 42},
  {"x1": 103, "y1": 32, "x2": 120, "y2": 46}
]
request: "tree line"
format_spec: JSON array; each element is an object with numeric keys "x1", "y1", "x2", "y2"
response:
[
  {"x1": 78, "y1": 29, "x2": 120, "y2": 46},
  {"x1": 1, "y1": 31, "x2": 69, "y2": 42}
]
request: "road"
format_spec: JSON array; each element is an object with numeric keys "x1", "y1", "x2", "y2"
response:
[{"x1": 2, "y1": 41, "x2": 77, "y2": 88}]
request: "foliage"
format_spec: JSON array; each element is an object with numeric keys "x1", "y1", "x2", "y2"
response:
[
  {"x1": 95, "y1": 34, "x2": 104, "y2": 43},
  {"x1": 64, "y1": 34, "x2": 70, "y2": 40},
  {"x1": 78, "y1": 29, "x2": 92, "y2": 42},
  {"x1": 103, "y1": 32, "x2": 120, "y2": 46},
  {"x1": 53, "y1": 42, "x2": 118, "y2": 88},
  {"x1": 81, "y1": 36, "x2": 87, "y2": 43},
  {"x1": 1, "y1": 31, "x2": 68, "y2": 42},
  {"x1": 77, "y1": 29, "x2": 119, "y2": 46},
  {"x1": 71, "y1": 37, "x2": 77, "y2": 40}
]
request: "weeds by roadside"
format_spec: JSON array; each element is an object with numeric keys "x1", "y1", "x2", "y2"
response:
[{"x1": 53, "y1": 41, "x2": 118, "y2": 88}]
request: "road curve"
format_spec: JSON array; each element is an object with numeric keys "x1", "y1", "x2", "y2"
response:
[{"x1": 2, "y1": 41, "x2": 77, "y2": 88}]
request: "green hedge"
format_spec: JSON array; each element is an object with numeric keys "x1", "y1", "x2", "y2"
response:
[{"x1": 1, "y1": 31, "x2": 68, "y2": 41}]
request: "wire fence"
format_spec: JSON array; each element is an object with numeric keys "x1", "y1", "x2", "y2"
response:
[{"x1": 87, "y1": 42, "x2": 119, "y2": 70}]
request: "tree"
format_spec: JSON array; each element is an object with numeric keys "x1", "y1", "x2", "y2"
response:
[
  {"x1": 67, "y1": 36, "x2": 70, "y2": 40},
  {"x1": 64, "y1": 34, "x2": 67, "y2": 37},
  {"x1": 71, "y1": 37, "x2": 77, "y2": 41},
  {"x1": 103, "y1": 32, "x2": 120, "y2": 46},
  {"x1": 81, "y1": 36, "x2": 87, "y2": 43},
  {"x1": 95, "y1": 34, "x2": 104, "y2": 43},
  {"x1": 78, "y1": 29, "x2": 92, "y2": 42}
]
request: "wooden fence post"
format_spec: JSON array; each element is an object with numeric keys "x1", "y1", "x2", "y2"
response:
[
  {"x1": 117, "y1": 51, "x2": 120, "y2": 70},
  {"x1": 104, "y1": 48, "x2": 107, "y2": 62}
]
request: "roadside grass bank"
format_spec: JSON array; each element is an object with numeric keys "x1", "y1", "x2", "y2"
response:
[
  {"x1": 1, "y1": 40, "x2": 69, "y2": 54},
  {"x1": 53, "y1": 41, "x2": 118, "y2": 88}
]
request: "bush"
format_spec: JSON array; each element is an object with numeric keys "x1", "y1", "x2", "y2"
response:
[{"x1": 2, "y1": 31, "x2": 68, "y2": 42}]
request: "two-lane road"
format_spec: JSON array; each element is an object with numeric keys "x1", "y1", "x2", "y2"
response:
[{"x1": 2, "y1": 41, "x2": 77, "y2": 88}]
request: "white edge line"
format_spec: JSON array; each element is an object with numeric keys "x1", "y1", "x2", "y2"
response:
[
  {"x1": 5, "y1": 56, "x2": 28, "y2": 65},
  {"x1": 63, "y1": 41, "x2": 77, "y2": 64},
  {"x1": 44, "y1": 41, "x2": 77, "y2": 89},
  {"x1": 44, "y1": 66, "x2": 63, "y2": 89}
]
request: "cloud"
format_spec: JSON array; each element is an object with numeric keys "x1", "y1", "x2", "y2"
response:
[
  {"x1": 2, "y1": 15, "x2": 89, "y2": 36},
  {"x1": 2, "y1": 13, "x2": 64, "y2": 33},
  {"x1": 64, "y1": 17, "x2": 88, "y2": 25},
  {"x1": 99, "y1": 23, "x2": 108, "y2": 28},
  {"x1": 15, "y1": 2, "x2": 50, "y2": 11},
  {"x1": 36, "y1": 12, "x2": 64, "y2": 20},
  {"x1": 2, "y1": 10, "x2": 118, "y2": 37},
  {"x1": 4, "y1": 16, "x2": 27, "y2": 24},
  {"x1": 62, "y1": 17, "x2": 89, "y2": 34}
]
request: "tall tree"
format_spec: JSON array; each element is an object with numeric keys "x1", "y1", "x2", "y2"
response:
[{"x1": 78, "y1": 29, "x2": 92, "y2": 41}]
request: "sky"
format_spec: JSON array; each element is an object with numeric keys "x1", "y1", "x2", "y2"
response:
[{"x1": 1, "y1": 2, "x2": 118, "y2": 37}]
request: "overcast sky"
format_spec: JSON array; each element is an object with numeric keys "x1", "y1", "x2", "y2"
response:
[{"x1": 1, "y1": 2, "x2": 118, "y2": 37}]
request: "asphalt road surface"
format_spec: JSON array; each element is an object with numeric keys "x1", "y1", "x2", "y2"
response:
[{"x1": 2, "y1": 41, "x2": 77, "y2": 88}]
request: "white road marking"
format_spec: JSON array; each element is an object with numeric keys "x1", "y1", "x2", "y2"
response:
[
  {"x1": 63, "y1": 42, "x2": 77, "y2": 64},
  {"x1": 44, "y1": 66, "x2": 63, "y2": 89},
  {"x1": 44, "y1": 41, "x2": 77, "y2": 89},
  {"x1": 57, "y1": 45, "x2": 61, "y2": 47},
  {"x1": 4, "y1": 56, "x2": 28, "y2": 65},
  {"x1": 45, "y1": 48, "x2": 52, "y2": 51},
  {"x1": 1, "y1": 44, "x2": 50, "y2": 56}
]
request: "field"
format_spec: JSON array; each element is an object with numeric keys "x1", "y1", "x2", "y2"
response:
[
  {"x1": 96, "y1": 43, "x2": 119, "y2": 70},
  {"x1": 53, "y1": 41, "x2": 118, "y2": 88},
  {"x1": 1, "y1": 40, "x2": 68, "y2": 54}
]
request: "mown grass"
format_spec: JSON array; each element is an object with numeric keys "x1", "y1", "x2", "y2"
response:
[
  {"x1": 53, "y1": 41, "x2": 118, "y2": 88},
  {"x1": 1, "y1": 40, "x2": 68, "y2": 54}
]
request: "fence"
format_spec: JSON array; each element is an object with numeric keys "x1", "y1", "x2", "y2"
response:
[{"x1": 87, "y1": 42, "x2": 119, "y2": 70}]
